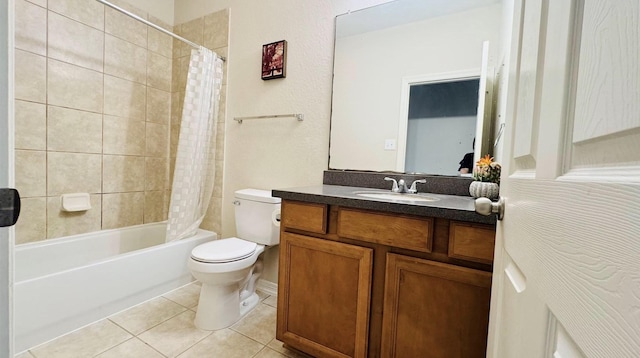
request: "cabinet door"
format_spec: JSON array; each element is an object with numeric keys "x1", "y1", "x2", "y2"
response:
[
  {"x1": 277, "y1": 232, "x2": 373, "y2": 358},
  {"x1": 381, "y1": 254, "x2": 492, "y2": 358}
]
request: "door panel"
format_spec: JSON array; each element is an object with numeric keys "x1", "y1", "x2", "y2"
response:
[
  {"x1": 568, "y1": 0, "x2": 640, "y2": 172},
  {"x1": 489, "y1": 0, "x2": 640, "y2": 357}
]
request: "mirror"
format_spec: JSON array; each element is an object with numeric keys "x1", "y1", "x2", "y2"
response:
[{"x1": 329, "y1": 0, "x2": 503, "y2": 176}]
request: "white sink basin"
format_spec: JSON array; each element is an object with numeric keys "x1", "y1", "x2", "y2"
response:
[{"x1": 353, "y1": 191, "x2": 440, "y2": 202}]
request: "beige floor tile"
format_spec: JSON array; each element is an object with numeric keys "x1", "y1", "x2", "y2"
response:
[
  {"x1": 263, "y1": 295, "x2": 278, "y2": 308},
  {"x1": 137, "y1": 310, "x2": 211, "y2": 357},
  {"x1": 253, "y1": 347, "x2": 289, "y2": 358},
  {"x1": 30, "y1": 319, "x2": 132, "y2": 358},
  {"x1": 231, "y1": 303, "x2": 277, "y2": 345},
  {"x1": 266, "y1": 339, "x2": 312, "y2": 358},
  {"x1": 14, "y1": 351, "x2": 35, "y2": 358},
  {"x1": 163, "y1": 282, "x2": 201, "y2": 309},
  {"x1": 109, "y1": 296, "x2": 187, "y2": 335},
  {"x1": 177, "y1": 328, "x2": 263, "y2": 358},
  {"x1": 256, "y1": 290, "x2": 270, "y2": 301},
  {"x1": 95, "y1": 337, "x2": 164, "y2": 358}
]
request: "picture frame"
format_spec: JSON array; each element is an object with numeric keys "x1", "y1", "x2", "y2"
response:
[{"x1": 261, "y1": 40, "x2": 287, "y2": 80}]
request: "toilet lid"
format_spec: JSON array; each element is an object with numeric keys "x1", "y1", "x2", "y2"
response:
[{"x1": 191, "y1": 237, "x2": 257, "y2": 263}]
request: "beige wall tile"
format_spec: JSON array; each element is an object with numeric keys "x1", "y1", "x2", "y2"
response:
[
  {"x1": 103, "y1": 115, "x2": 145, "y2": 155},
  {"x1": 48, "y1": 59, "x2": 103, "y2": 113},
  {"x1": 171, "y1": 91, "x2": 183, "y2": 125},
  {"x1": 179, "y1": 17, "x2": 203, "y2": 57},
  {"x1": 46, "y1": 194, "x2": 101, "y2": 238},
  {"x1": 144, "y1": 190, "x2": 166, "y2": 223},
  {"x1": 171, "y1": 37, "x2": 181, "y2": 59},
  {"x1": 147, "y1": 15, "x2": 171, "y2": 31},
  {"x1": 15, "y1": 197, "x2": 46, "y2": 244},
  {"x1": 177, "y1": 56, "x2": 189, "y2": 92},
  {"x1": 102, "y1": 192, "x2": 144, "y2": 229},
  {"x1": 48, "y1": 0, "x2": 105, "y2": 30},
  {"x1": 105, "y1": 7, "x2": 147, "y2": 48},
  {"x1": 200, "y1": 198, "x2": 221, "y2": 233},
  {"x1": 104, "y1": 0, "x2": 147, "y2": 20},
  {"x1": 103, "y1": 155, "x2": 145, "y2": 193},
  {"x1": 170, "y1": 124, "x2": 180, "y2": 159},
  {"x1": 145, "y1": 157, "x2": 167, "y2": 191},
  {"x1": 213, "y1": 160, "x2": 223, "y2": 198},
  {"x1": 218, "y1": 84, "x2": 227, "y2": 122},
  {"x1": 48, "y1": 106, "x2": 102, "y2": 153},
  {"x1": 171, "y1": 58, "x2": 181, "y2": 92},
  {"x1": 15, "y1": 50, "x2": 46, "y2": 103},
  {"x1": 15, "y1": 100, "x2": 46, "y2": 150},
  {"x1": 47, "y1": 152, "x2": 102, "y2": 195},
  {"x1": 104, "y1": 35, "x2": 147, "y2": 84},
  {"x1": 147, "y1": 52, "x2": 172, "y2": 91},
  {"x1": 147, "y1": 87, "x2": 171, "y2": 125},
  {"x1": 104, "y1": 75, "x2": 146, "y2": 120},
  {"x1": 148, "y1": 27, "x2": 173, "y2": 58},
  {"x1": 48, "y1": 11, "x2": 104, "y2": 72},
  {"x1": 15, "y1": 0, "x2": 47, "y2": 55},
  {"x1": 203, "y1": 10, "x2": 229, "y2": 50},
  {"x1": 15, "y1": 150, "x2": 46, "y2": 197},
  {"x1": 215, "y1": 122, "x2": 224, "y2": 161},
  {"x1": 146, "y1": 123, "x2": 168, "y2": 157}
]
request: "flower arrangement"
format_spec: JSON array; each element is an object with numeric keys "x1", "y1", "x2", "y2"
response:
[{"x1": 472, "y1": 155, "x2": 501, "y2": 185}]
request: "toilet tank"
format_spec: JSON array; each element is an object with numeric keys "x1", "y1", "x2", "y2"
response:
[{"x1": 234, "y1": 189, "x2": 281, "y2": 246}]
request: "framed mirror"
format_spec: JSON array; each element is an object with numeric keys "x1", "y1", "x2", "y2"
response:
[{"x1": 329, "y1": 0, "x2": 502, "y2": 176}]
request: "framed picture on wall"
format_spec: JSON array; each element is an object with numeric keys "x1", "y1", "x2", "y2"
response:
[{"x1": 261, "y1": 40, "x2": 287, "y2": 80}]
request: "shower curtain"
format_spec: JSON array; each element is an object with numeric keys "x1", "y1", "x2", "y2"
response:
[{"x1": 166, "y1": 47, "x2": 223, "y2": 242}]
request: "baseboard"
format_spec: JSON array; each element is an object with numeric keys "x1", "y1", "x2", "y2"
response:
[{"x1": 256, "y1": 279, "x2": 278, "y2": 296}]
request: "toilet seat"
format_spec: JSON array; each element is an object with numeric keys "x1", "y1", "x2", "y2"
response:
[{"x1": 191, "y1": 237, "x2": 257, "y2": 264}]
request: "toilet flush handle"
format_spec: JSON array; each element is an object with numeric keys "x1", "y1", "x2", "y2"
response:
[{"x1": 233, "y1": 200, "x2": 240, "y2": 206}]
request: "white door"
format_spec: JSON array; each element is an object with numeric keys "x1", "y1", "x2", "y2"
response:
[
  {"x1": 487, "y1": 0, "x2": 640, "y2": 357},
  {"x1": 0, "y1": 0, "x2": 13, "y2": 356}
]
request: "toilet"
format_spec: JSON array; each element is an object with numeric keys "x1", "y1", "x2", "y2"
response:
[{"x1": 188, "y1": 189, "x2": 281, "y2": 330}]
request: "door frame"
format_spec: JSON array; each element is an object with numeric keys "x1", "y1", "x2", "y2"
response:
[
  {"x1": 0, "y1": 0, "x2": 15, "y2": 356},
  {"x1": 395, "y1": 69, "x2": 482, "y2": 172}
]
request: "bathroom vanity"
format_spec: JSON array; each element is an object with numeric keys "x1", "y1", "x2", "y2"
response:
[{"x1": 273, "y1": 183, "x2": 496, "y2": 358}]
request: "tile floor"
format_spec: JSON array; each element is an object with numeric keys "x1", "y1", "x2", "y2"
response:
[{"x1": 16, "y1": 283, "x2": 308, "y2": 358}]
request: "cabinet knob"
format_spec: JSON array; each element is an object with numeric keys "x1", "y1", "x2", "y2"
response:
[{"x1": 475, "y1": 197, "x2": 505, "y2": 220}]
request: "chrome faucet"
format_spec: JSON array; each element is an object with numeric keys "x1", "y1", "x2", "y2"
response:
[{"x1": 384, "y1": 177, "x2": 427, "y2": 194}]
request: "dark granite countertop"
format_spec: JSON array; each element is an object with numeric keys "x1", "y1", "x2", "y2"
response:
[{"x1": 272, "y1": 185, "x2": 496, "y2": 225}]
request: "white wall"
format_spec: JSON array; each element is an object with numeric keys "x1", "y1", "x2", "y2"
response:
[
  {"x1": 174, "y1": 0, "x2": 392, "y2": 283},
  {"x1": 330, "y1": 4, "x2": 502, "y2": 171}
]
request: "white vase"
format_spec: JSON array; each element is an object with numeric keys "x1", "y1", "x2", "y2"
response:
[{"x1": 469, "y1": 181, "x2": 499, "y2": 199}]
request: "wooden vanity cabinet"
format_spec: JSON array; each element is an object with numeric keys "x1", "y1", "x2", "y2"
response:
[{"x1": 276, "y1": 200, "x2": 495, "y2": 358}]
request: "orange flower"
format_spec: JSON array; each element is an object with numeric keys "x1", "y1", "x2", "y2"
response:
[{"x1": 477, "y1": 154, "x2": 494, "y2": 166}]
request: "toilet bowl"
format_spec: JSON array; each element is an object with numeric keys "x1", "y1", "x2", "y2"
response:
[{"x1": 188, "y1": 189, "x2": 280, "y2": 330}]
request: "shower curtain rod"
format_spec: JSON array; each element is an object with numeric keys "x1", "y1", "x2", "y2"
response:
[{"x1": 94, "y1": 0, "x2": 226, "y2": 62}]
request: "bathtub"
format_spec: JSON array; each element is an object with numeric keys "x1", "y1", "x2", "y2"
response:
[{"x1": 14, "y1": 222, "x2": 215, "y2": 352}]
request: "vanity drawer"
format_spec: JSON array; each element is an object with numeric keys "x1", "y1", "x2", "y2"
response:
[
  {"x1": 337, "y1": 208, "x2": 433, "y2": 253},
  {"x1": 281, "y1": 200, "x2": 328, "y2": 234},
  {"x1": 448, "y1": 221, "x2": 496, "y2": 264}
]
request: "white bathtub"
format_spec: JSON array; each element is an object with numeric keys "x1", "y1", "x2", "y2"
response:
[{"x1": 14, "y1": 222, "x2": 215, "y2": 352}]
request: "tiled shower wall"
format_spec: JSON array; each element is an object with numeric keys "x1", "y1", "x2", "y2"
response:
[
  {"x1": 14, "y1": 0, "x2": 229, "y2": 244},
  {"x1": 171, "y1": 10, "x2": 229, "y2": 234}
]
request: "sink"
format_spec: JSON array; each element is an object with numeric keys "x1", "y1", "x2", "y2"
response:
[{"x1": 353, "y1": 191, "x2": 440, "y2": 202}]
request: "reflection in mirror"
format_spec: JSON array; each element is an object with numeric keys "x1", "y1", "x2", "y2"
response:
[
  {"x1": 404, "y1": 79, "x2": 479, "y2": 176},
  {"x1": 329, "y1": 0, "x2": 502, "y2": 176}
]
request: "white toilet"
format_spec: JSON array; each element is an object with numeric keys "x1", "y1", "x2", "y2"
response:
[{"x1": 188, "y1": 188, "x2": 281, "y2": 330}]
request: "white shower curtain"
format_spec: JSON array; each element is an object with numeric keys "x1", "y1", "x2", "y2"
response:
[{"x1": 166, "y1": 47, "x2": 223, "y2": 242}]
